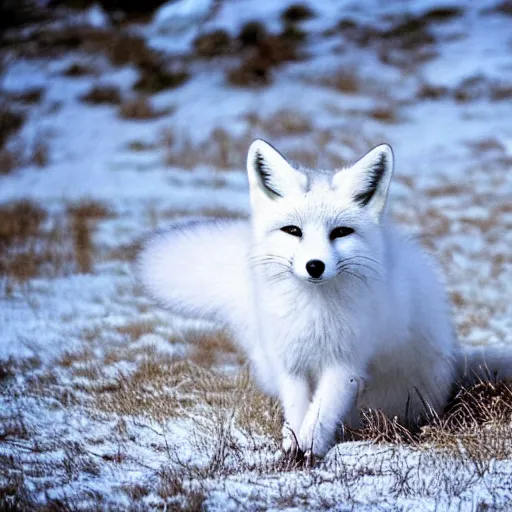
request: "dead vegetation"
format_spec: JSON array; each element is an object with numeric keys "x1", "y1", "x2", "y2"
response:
[
  {"x1": 119, "y1": 96, "x2": 169, "y2": 120},
  {"x1": 336, "y1": 7, "x2": 463, "y2": 69},
  {"x1": 0, "y1": 200, "x2": 66, "y2": 282},
  {"x1": 281, "y1": 3, "x2": 316, "y2": 23},
  {"x1": 193, "y1": 29, "x2": 233, "y2": 58},
  {"x1": 62, "y1": 61, "x2": 96, "y2": 77},
  {"x1": 8, "y1": 87, "x2": 45, "y2": 104},
  {"x1": 0, "y1": 102, "x2": 25, "y2": 149},
  {"x1": 80, "y1": 83, "x2": 122, "y2": 105},
  {"x1": 160, "y1": 111, "x2": 358, "y2": 171},
  {"x1": 418, "y1": 75, "x2": 512, "y2": 102},
  {"x1": 162, "y1": 126, "x2": 255, "y2": 170},
  {"x1": 227, "y1": 28, "x2": 304, "y2": 87},
  {"x1": 0, "y1": 199, "x2": 114, "y2": 285},
  {"x1": 12, "y1": 26, "x2": 190, "y2": 93}
]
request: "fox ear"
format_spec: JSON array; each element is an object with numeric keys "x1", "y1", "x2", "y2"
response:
[
  {"x1": 247, "y1": 139, "x2": 306, "y2": 200},
  {"x1": 333, "y1": 144, "x2": 394, "y2": 219}
]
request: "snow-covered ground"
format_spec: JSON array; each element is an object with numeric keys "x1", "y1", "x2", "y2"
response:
[{"x1": 1, "y1": 0, "x2": 511, "y2": 509}]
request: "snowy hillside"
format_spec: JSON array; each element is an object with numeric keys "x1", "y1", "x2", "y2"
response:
[{"x1": 0, "y1": 0, "x2": 511, "y2": 509}]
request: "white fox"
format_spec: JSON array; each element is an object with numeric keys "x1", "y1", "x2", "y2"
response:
[{"x1": 138, "y1": 140, "x2": 511, "y2": 459}]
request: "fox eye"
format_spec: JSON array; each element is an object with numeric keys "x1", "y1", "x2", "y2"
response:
[
  {"x1": 281, "y1": 225, "x2": 302, "y2": 237},
  {"x1": 330, "y1": 227, "x2": 354, "y2": 240}
]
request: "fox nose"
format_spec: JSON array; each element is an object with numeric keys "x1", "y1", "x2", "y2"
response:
[{"x1": 306, "y1": 259, "x2": 325, "y2": 279}]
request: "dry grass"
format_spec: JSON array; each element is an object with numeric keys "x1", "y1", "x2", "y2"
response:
[
  {"x1": 227, "y1": 27, "x2": 305, "y2": 88},
  {"x1": 418, "y1": 75, "x2": 512, "y2": 103},
  {"x1": 188, "y1": 330, "x2": 244, "y2": 367},
  {"x1": 238, "y1": 21, "x2": 268, "y2": 48},
  {"x1": 344, "y1": 379, "x2": 512, "y2": 472},
  {"x1": 134, "y1": 61, "x2": 189, "y2": 94},
  {"x1": 161, "y1": 115, "x2": 378, "y2": 171},
  {"x1": 80, "y1": 83, "x2": 122, "y2": 105},
  {"x1": 0, "y1": 199, "x2": 114, "y2": 285},
  {"x1": 369, "y1": 105, "x2": 400, "y2": 123},
  {"x1": 126, "y1": 139, "x2": 156, "y2": 152},
  {"x1": 0, "y1": 200, "x2": 67, "y2": 282},
  {"x1": 312, "y1": 68, "x2": 361, "y2": 93},
  {"x1": 118, "y1": 96, "x2": 169, "y2": 120},
  {"x1": 67, "y1": 199, "x2": 114, "y2": 220},
  {"x1": 163, "y1": 126, "x2": 255, "y2": 170},
  {"x1": 255, "y1": 108, "x2": 312, "y2": 137},
  {"x1": 193, "y1": 29, "x2": 233, "y2": 58},
  {"x1": 0, "y1": 103, "x2": 25, "y2": 148},
  {"x1": 281, "y1": 3, "x2": 316, "y2": 23},
  {"x1": 337, "y1": 9, "x2": 454, "y2": 69},
  {"x1": 0, "y1": 145, "x2": 23, "y2": 175},
  {"x1": 9, "y1": 87, "x2": 45, "y2": 104},
  {"x1": 62, "y1": 61, "x2": 96, "y2": 77},
  {"x1": 15, "y1": 26, "x2": 190, "y2": 93},
  {"x1": 67, "y1": 199, "x2": 115, "y2": 273}
]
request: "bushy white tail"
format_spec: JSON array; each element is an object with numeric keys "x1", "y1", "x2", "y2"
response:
[{"x1": 137, "y1": 219, "x2": 252, "y2": 327}]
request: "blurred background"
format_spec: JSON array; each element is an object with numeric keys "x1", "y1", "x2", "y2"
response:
[{"x1": 1, "y1": 0, "x2": 511, "y2": 508}]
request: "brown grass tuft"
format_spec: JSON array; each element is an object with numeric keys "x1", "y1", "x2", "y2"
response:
[
  {"x1": 67, "y1": 199, "x2": 114, "y2": 220},
  {"x1": 258, "y1": 109, "x2": 312, "y2": 137},
  {"x1": 193, "y1": 29, "x2": 233, "y2": 58},
  {"x1": 348, "y1": 379, "x2": 512, "y2": 466},
  {"x1": 188, "y1": 331, "x2": 244, "y2": 368},
  {"x1": 119, "y1": 96, "x2": 169, "y2": 120},
  {"x1": 313, "y1": 69, "x2": 360, "y2": 93},
  {"x1": 115, "y1": 319, "x2": 159, "y2": 341},
  {"x1": 0, "y1": 104, "x2": 25, "y2": 148},
  {"x1": 281, "y1": 3, "x2": 316, "y2": 23},
  {"x1": 0, "y1": 146, "x2": 23, "y2": 175},
  {"x1": 134, "y1": 62, "x2": 189, "y2": 94},
  {"x1": 0, "y1": 200, "x2": 47, "y2": 250},
  {"x1": 453, "y1": 75, "x2": 512, "y2": 102},
  {"x1": 163, "y1": 126, "x2": 255, "y2": 170},
  {"x1": 0, "y1": 199, "x2": 115, "y2": 283},
  {"x1": 80, "y1": 84, "x2": 122, "y2": 105},
  {"x1": 238, "y1": 20, "x2": 268, "y2": 48},
  {"x1": 70, "y1": 214, "x2": 92, "y2": 273},
  {"x1": 10, "y1": 87, "x2": 44, "y2": 104},
  {"x1": 369, "y1": 105, "x2": 399, "y2": 123},
  {"x1": 67, "y1": 199, "x2": 114, "y2": 273},
  {"x1": 62, "y1": 61, "x2": 96, "y2": 77},
  {"x1": 227, "y1": 28, "x2": 304, "y2": 88}
]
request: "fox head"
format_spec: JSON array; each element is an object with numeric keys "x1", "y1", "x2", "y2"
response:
[{"x1": 247, "y1": 140, "x2": 393, "y2": 285}]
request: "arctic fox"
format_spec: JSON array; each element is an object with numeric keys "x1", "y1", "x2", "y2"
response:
[{"x1": 138, "y1": 140, "x2": 510, "y2": 459}]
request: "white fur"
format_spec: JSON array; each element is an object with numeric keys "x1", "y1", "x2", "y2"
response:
[{"x1": 138, "y1": 140, "x2": 511, "y2": 457}]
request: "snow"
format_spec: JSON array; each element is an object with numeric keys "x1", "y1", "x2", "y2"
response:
[{"x1": 1, "y1": 0, "x2": 511, "y2": 509}]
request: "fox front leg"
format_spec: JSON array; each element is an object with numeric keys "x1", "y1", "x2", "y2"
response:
[
  {"x1": 279, "y1": 373, "x2": 311, "y2": 456},
  {"x1": 299, "y1": 366, "x2": 363, "y2": 457}
]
